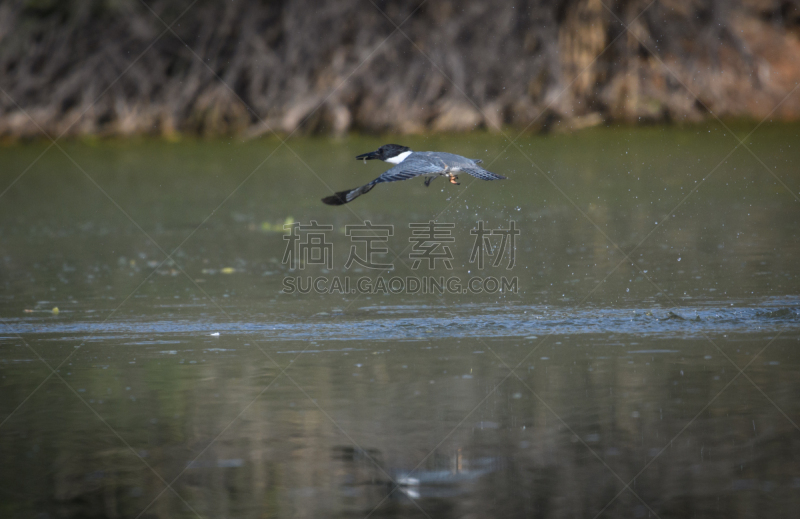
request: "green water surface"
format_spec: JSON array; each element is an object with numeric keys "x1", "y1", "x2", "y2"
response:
[{"x1": 1, "y1": 124, "x2": 799, "y2": 518}]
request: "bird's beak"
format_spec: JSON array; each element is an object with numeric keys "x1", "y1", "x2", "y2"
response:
[{"x1": 355, "y1": 150, "x2": 380, "y2": 162}]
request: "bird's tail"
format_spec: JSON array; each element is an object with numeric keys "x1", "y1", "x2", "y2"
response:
[{"x1": 321, "y1": 181, "x2": 378, "y2": 205}]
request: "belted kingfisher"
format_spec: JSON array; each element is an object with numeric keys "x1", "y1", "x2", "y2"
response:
[{"x1": 321, "y1": 144, "x2": 506, "y2": 205}]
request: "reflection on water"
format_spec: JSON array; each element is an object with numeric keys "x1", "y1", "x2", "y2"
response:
[
  {"x1": 1, "y1": 125, "x2": 799, "y2": 518},
  {"x1": 2, "y1": 333, "x2": 799, "y2": 518}
]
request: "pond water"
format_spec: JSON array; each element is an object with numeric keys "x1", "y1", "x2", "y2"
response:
[{"x1": 1, "y1": 124, "x2": 799, "y2": 518}]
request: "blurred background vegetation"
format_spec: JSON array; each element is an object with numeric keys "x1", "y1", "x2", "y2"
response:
[{"x1": 1, "y1": 0, "x2": 799, "y2": 139}]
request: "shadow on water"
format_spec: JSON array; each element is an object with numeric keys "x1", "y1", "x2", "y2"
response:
[{"x1": 1, "y1": 126, "x2": 799, "y2": 518}]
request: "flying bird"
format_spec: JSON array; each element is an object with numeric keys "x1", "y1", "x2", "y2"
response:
[{"x1": 321, "y1": 144, "x2": 506, "y2": 205}]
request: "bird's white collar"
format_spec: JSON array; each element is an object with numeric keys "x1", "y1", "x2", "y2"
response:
[{"x1": 385, "y1": 150, "x2": 413, "y2": 164}]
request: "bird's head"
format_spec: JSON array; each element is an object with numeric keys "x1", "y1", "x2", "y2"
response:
[{"x1": 356, "y1": 144, "x2": 412, "y2": 164}]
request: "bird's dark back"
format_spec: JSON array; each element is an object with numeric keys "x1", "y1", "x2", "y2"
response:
[{"x1": 413, "y1": 151, "x2": 479, "y2": 168}]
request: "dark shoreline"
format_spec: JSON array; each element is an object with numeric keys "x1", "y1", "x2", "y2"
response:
[{"x1": 1, "y1": 0, "x2": 799, "y2": 139}]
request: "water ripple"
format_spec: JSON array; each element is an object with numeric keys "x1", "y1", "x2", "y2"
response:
[{"x1": 2, "y1": 300, "x2": 797, "y2": 342}]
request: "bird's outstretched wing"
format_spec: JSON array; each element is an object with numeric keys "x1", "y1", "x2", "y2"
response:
[
  {"x1": 377, "y1": 157, "x2": 444, "y2": 182},
  {"x1": 461, "y1": 167, "x2": 506, "y2": 181}
]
